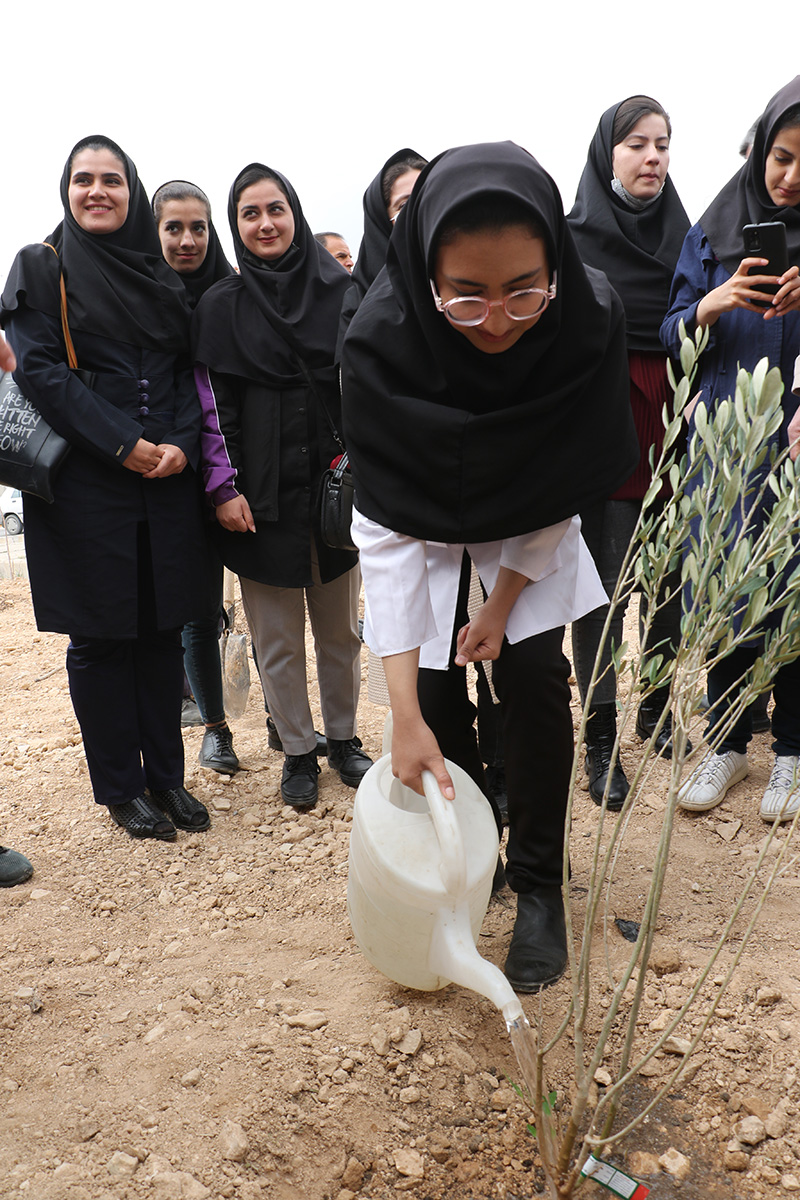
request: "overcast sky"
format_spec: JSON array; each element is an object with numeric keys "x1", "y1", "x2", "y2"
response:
[{"x1": 2, "y1": 2, "x2": 798, "y2": 289}]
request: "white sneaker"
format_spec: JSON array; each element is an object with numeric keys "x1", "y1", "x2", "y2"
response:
[
  {"x1": 760, "y1": 755, "x2": 800, "y2": 823},
  {"x1": 678, "y1": 750, "x2": 749, "y2": 812}
]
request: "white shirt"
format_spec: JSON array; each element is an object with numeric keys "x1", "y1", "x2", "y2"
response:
[{"x1": 352, "y1": 508, "x2": 606, "y2": 670}]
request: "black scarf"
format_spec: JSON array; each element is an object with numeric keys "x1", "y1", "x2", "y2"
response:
[
  {"x1": 1, "y1": 137, "x2": 189, "y2": 353},
  {"x1": 341, "y1": 141, "x2": 639, "y2": 544},
  {"x1": 567, "y1": 100, "x2": 690, "y2": 351},
  {"x1": 191, "y1": 164, "x2": 351, "y2": 385},
  {"x1": 701, "y1": 76, "x2": 800, "y2": 275},
  {"x1": 152, "y1": 180, "x2": 234, "y2": 310}
]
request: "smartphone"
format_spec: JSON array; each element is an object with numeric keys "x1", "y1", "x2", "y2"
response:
[{"x1": 743, "y1": 221, "x2": 789, "y2": 302}]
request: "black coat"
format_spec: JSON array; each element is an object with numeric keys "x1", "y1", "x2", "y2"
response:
[
  {"x1": 5, "y1": 304, "x2": 205, "y2": 638},
  {"x1": 206, "y1": 365, "x2": 357, "y2": 587}
]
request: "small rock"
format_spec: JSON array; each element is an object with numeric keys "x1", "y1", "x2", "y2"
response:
[
  {"x1": 76, "y1": 1117, "x2": 101, "y2": 1141},
  {"x1": 387, "y1": 1006, "x2": 412, "y2": 1044},
  {"x1": 741, "y1": 1095, "x2": 771, "y2": 1121},
  {"x1": 649, "y1": 945, "x2": 681, "y2": 976},
  {"x1": 107, "y1": 1150, "x2": 139, "y2": 1177},
  {"x1": 211, "y1": 797, "x2": 231, "y2": 811},
  {"x1": 16, "y1": 986, "x2": 35, "y2": 999},
  {"x1": 663, "y1": 1035, "x2": 692, "y2": 1056},
  {"x1": 285, "y1": 1010, "x2": 327, "y2": 1030},
  {"x1": 79, "y1": 945, "x2": 102, "y2": 963},
  {"x1": 489, "y1": 1087, "x2": 517, "y2": 1112},
  {"x1": 716, "y1": 819, "x2": 742, "y2": 842},
  {"x1": 627, "y1": 1151, "x2": 660, "y2": 1176},
  {"x1": 337, "y1": 1192, "x2": 356, "y2": 1200},
  {"x1": 593, "y1": 1068, "x2": 612, "y2": 1087},
  {"x1": 219, "y1": 1119, "x2": 248, "y2": 1162},
  {"x1": 341, "y1": 1157, "x2": 365, "y2": 1190},
  {"x1": 394, "y1": 1148, "x2": 424, "y2": 1179},
  {"x1": 370, "y1": 1027, "x2": 391, "y2": 1056},
  {"x1": 29, "y1": 888, "x2": 51, "y2": 900},
  {"x1": 104, "y1": 950, "x2": 122, "y2": 966},
  {"x1": 724, "y1": 1150, "x2": 750, "y2": 1172},
  {"x1": 658, "y1": 1148, "x2": 690, "y2": 1181},
  {"x1": 1, "y1": 1078, "x2": 19, "y2": 1092},
  {"x1": 399, "y1": 1086, "x2": 421, "y2": 1104},
  {"x1": 396, "y1": 1029, "x2": 423, "y2": 1056},
  {"x1": 152, "y1": 1170, "x2": 211, "y2": 1199},
  {"x1": 181, "y1": 1068, "x2": 202, "y2": 1087},
  {"x1": 756, "y1": 986, "x2": 782, "y2": 1006},
  {"x1": 782, "y1": 1173, "x2": 800, "y2": 1192},
  {"x1": 445, "y1": 1044, "x2": 477, "y2": 1074},
  {"x1": 190, "y1": 979, "x2": 214, "y2": 1001},
  {"x1": 143, "y1": 1023, "x2": 167, "y2": 1045},
  {"x1": 734, "y1": 1115, "x2": 766, "y2": 1146},
  {"x1": 766, "y1": 1106, "x2": 788, "y2": 1139}
]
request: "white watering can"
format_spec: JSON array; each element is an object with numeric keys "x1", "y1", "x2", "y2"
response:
[{"x1": 347, "y1": 754, "x2": 523, "y2": 1023}]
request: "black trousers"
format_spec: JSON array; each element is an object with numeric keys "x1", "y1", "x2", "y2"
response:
[
  {"x1": 417, "y1": 556, "x2": 572, "y2": 893},
  {"x1": 66, "y1": 524, "x2": 185, "y2": 806}
]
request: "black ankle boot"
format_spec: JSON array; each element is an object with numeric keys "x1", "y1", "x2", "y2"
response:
[
  {"x1": 635, "y1": 688, "x2": 692, "y2": 760},
  {"x1": 504, "y1": 886, "x2": 567, "y2": 992},
  {"x1": 584, "y1": 703, "x2": 629, "y2": 811}
]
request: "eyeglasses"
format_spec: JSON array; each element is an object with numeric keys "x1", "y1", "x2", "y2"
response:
[{"x1": 429, "y1": 273, "x2": 557, "y2": 327}]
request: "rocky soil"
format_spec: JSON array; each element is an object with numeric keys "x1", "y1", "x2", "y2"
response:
[{"x1": 1, "y1": 565, "x2": 799, "y2": 1200}]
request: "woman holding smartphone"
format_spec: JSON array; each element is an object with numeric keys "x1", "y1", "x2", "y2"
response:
[{"x1": 661, "y1": 77, "x2": 800, "y2": 821}]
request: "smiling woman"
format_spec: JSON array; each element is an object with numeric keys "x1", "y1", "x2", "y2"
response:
[{"x1": 0, "y1": 134, "x2": 210, "y2": 843}]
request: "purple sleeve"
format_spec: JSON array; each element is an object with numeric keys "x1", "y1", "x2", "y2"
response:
[{"x1": 193, "y1": 365, "x2": 241, "y2": 507}]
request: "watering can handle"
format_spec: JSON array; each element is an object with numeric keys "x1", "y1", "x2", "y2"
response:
[{"x1": 422, "y1": 770, "x2": 467, "y2": 898}]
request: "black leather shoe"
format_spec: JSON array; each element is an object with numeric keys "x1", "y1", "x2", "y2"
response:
[
  {"x1": 585, "y1": 703, "x2": 628, "y2": 810},
  {"x1": 504, "y1": 886, "x2": 567, "y2": 993},
  {"x1": 491, "y1": 856, "x2": 506, "y2": 895},
  {"x1": 636, "y1": 696, "x2": 692, "y2": 760},
  {"x1": 199, "y1": 723, "x2": 240, "y2": 774},
  {"x1": 110, "y1": 795, "x2": 177, "y2": 841},
  {"x1": 485, "y1": 763, "x2": 508, "y2": 826},
  {"x1": 281, "y1": 752, "x2": 320, "y2": 808},
  {"x1": 267, "y1": 717, "x2": 327, "y2": 757},
  {"x1": 327, "y1": 737, "x2": 374, "y2": 788},
  {"x1": 150, "y1": 787, "x2": 210, "y2": 831}
]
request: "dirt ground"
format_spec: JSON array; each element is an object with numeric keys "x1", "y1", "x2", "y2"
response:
[{"x1": 1, "y1": 564, "x2": 799, "y2": 1200}]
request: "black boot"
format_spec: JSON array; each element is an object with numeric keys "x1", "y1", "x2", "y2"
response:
[
  {"x1": 504, "y1": 886, "x2": 567, "y2": 992},
  {"x1": 584, "y1": 703, "x2": 629, "y2": 811},
  {"x1": 635, "y1": 688, "x2": 692, "y2": 760}
]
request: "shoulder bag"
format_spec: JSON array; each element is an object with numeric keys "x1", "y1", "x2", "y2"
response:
[{"x1": 0, "y1": 245, "x2": 82, "y2": 504}]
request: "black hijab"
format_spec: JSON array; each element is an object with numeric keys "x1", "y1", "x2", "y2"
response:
[
  {"x1": 152, "y1": 180, "x2": 234, "y2": 310},
  {"x1": 567, "y1": 99, "x2": 690, "y2": 351},
  {"x1": 192, "y1": 164, "x2": 351, "y2": 385},
  {"x1": 1, "y1": 135, "x2": 190, "y2": 353},
  {"x1": 341, "y1": 141, "x2": 639, "y2": 544},
  {"x1": 701, "y1": 76, "x2": 800, "y2": 275}
]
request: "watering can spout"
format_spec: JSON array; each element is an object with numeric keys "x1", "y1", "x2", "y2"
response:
[{"x1": 428, "y1": 902, "x2": 524, "y2": 1024}]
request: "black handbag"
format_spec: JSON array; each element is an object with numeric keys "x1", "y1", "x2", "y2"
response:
[
  {"x1": 0, "y1": 246, "x2": 77, "y2": 504},
  {"x1": 318, "y1": 451, "x2": 356, "y2": 552},
  {"x1": 294, "y1": 357, "x2": 357, "y2": 552}
]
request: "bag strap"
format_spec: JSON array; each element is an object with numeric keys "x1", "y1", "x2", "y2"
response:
[
  {"x1": 43, "y1": 243, "x2": 78, "y2": 370},
  {"x1": 294, "y1": 356, "x2": 345, "y2": 453}
]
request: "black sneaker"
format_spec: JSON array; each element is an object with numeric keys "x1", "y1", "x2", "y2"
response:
[
  {"x1": 327, "y1": 737, "x2": 373, "y2": 788},
  {"x1": 281, "y1": 752, "x2": 320, "y2": 808},
  {"x1": 199, "y1": 723, "x2": 240, "y2": 774},
  {"x1": 0, "y1": 846, "x2": 34, "y2": 887}
]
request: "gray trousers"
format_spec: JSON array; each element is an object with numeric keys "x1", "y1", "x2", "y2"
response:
[{"x1": 240, "y1": 551, "x2": 361, "y2": 756}]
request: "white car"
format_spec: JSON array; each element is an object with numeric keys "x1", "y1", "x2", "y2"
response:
[{"x1": 0, "y1": 488, "x2": 23, "y2": 536}]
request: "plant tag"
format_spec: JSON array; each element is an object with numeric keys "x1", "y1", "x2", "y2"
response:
[{"x1": 580, "y1": 1154, "x2": 650, "y2": 1199}]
